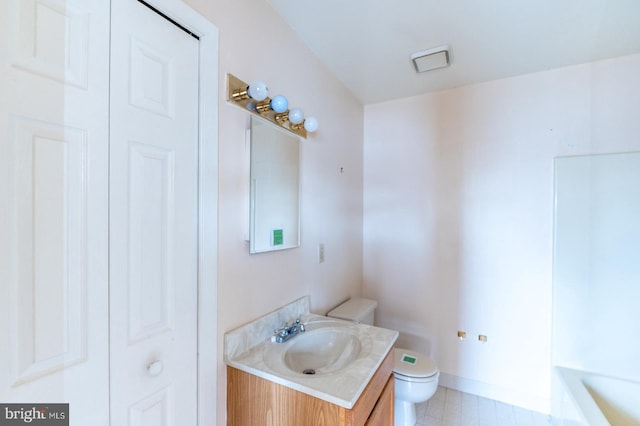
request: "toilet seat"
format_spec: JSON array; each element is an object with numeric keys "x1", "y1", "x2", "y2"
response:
[
  {"x1": 393, "y1": 348, "x2": 438, "y2": 380},
  {"x1": 394, "y1": 371, "x2": 439, "y2": 384}
]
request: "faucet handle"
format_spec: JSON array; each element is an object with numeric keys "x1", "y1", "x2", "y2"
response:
[{"x1": 293, "y1": 317, "x2": 305, "y2": 332}]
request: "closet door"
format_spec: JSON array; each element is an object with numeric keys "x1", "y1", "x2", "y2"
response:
[
  {"x1": 109, "y1": 0, "x2": 200, "y2": 424},
  {"x1": 0, "y1": 0, "x2": 110, "y2": 423}
]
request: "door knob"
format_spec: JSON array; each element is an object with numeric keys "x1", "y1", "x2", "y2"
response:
[{"x1": 147, "y1": 360, "x2": 164, "y2": 376}]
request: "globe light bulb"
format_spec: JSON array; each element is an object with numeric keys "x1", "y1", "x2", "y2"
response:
[
  {"x1": 270, "y1": 95, "x2": 288, "y2": 113},
  {"x1": 288, "y1": 108, "x2": 304, "y2": 125},
  {"x1": 247, "y1": 81, "x2": 268, "y2": 101},
  {"x1": 303, "y1": 116, "x2": 318, "y2": 132}
]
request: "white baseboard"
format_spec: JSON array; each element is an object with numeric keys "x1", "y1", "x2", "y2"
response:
[{"x1": 438, "y1": 372, "x2": 551, "y2": 415}]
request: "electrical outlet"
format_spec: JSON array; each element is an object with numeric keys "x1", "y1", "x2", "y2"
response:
[
  {"x1": 478, "y1": 334, "x2": 488, "y2": 343},
  {"x1": 318, "y1": 243, "x2": 325, "y2": 263}
]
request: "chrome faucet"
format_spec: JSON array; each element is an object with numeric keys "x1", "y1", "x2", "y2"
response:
[{"x1": 273, "y1": 318, "x2": 305, "y2": 343}]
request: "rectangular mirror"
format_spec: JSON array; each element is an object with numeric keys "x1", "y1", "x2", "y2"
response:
[{"x1": 249, "y1": 116, "x2": 300, "y2": 253}]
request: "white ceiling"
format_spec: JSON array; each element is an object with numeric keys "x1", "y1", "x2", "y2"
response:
[{"x1": 266, "y1": 0, "x2": 640, "y2": 104}]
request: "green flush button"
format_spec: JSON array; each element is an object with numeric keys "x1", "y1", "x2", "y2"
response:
[
  {"x1": 272, "y1": 229, "x2": 283, "y2": 246},
  {"x1": 402, "y1": 354, "x2": 417, "y2": 364}
]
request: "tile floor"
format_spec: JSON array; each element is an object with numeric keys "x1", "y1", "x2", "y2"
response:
[{"x1": 414, "y1": 386, "x2": 552, "y2": 426}]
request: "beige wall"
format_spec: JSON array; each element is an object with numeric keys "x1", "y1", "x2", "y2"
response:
[
  {"x1": 181, "y1": 0, "x2": 640, "y2": 418},
  {"x1": 184, "y1": 0, "x2": 365, "y2": 423},
  {"x1": 363, "y1": 53, "x2": 640, "y2": 412}
]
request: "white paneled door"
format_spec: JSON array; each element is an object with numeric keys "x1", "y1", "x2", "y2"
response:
[
  {"x1": 109, "y1": 0, "x2": 200, "y2": 425},
  {"x1": 1, "y1": 0, "x2": 217, "y2": 424},
  {"x1": 0, "y1": 0, "x2": 111, "y2": 421}
]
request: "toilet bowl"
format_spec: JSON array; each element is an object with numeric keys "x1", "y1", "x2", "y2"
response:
[
  {"x1": 393, "y1": 348, "x2": 439, "y2": 426},
  {"x1": 326, "y1": 298, "x2": 440, "y2": 426}
]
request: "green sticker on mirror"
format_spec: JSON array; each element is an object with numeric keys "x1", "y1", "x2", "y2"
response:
[
  {"x1": 272, "y1": 229, "x2": 283, "y2": 246},
  {"x1": 402, "y1": 354, "x2": 417, "y2": 364}
]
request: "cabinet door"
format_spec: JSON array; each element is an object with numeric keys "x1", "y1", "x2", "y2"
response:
[
  {"x1": 0, "y1": 0, "x2": 110, "y2": 422},
  {"x1": 364, "y1": 376, "x2": 394, "y2": 426}
]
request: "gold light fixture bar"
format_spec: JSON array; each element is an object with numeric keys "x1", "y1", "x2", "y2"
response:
[{"x1": 226, "y1": 73, "x2": 308, "y2": 139}]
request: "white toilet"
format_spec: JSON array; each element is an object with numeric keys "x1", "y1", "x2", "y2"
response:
[{"x1": 327, "y1": 298, "x2": 440, "y2": 426}]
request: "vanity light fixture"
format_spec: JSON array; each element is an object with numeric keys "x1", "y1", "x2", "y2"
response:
[
  {"x1": 411, "y1": 45, "x2": 450, "y2": 73},
  {"x1": 227, "y1": 73, "x2": 318, "y2": 138}
]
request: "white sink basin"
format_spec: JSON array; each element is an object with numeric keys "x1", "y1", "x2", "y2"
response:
[
  {"x1": 284, "y1": 328, "x2": 361, "y2": 375},
  {"x1": 263, "y1": 320, "x2": 372, "y2": 377}
]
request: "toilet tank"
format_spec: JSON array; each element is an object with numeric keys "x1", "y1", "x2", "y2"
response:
[{"x1": 326, "y1": 298, "x2": 377, "y2": 325}]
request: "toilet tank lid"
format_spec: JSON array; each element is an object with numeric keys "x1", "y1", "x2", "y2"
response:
[
  {"x1": 394, "y1": 348, "x2": 438, "y2": 378},
  {"x1": 326, "y1": 298, "x2": 377, "y2": 322}
]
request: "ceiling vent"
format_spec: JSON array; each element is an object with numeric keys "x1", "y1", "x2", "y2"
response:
[{"x1": 411, "y1": 46, "x2": 450, "y2": 73}]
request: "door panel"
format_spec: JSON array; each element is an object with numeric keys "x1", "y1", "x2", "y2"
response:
[
  {"x1": 129, "y1": 387, "x2": 173, "y2": 426},
  {"x1": 127, "y1": 143, "x2": 175, "y2": 343},
  {"x1": 129, "y1": 38, "x2": 175, "y2": 118},
  {"x1": 0, "y1": 0, "x2": 110, "y2": 423},
  {"x1": 109, "y1": 1, "x2": 200, "y2": 424},
  {"x1": 9, "y1": 118, "x2": 88, "y2": 386},
  {"x1": 8, "y1": 0, "x2": 89, "y2": 88}
]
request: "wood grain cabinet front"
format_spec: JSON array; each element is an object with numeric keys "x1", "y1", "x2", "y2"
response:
[
  {"x1": 364, "y1": 375, "x2": 394, "y2": 426},
  {"x1": 227, "y1": 347, "x2": 395, "y2": 426}
]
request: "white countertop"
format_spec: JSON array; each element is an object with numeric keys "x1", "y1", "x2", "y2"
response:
[{"x1": 225, "y1": 302, "x2": 398, "y2": 409}]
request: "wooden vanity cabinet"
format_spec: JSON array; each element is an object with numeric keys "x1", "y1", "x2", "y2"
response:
[
  {"x1": 227, "y1": 348, "x2": 395, "y2": 426},
  {"x1": 364, "y1": 375, "x2": 394, "y2": 426}
]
